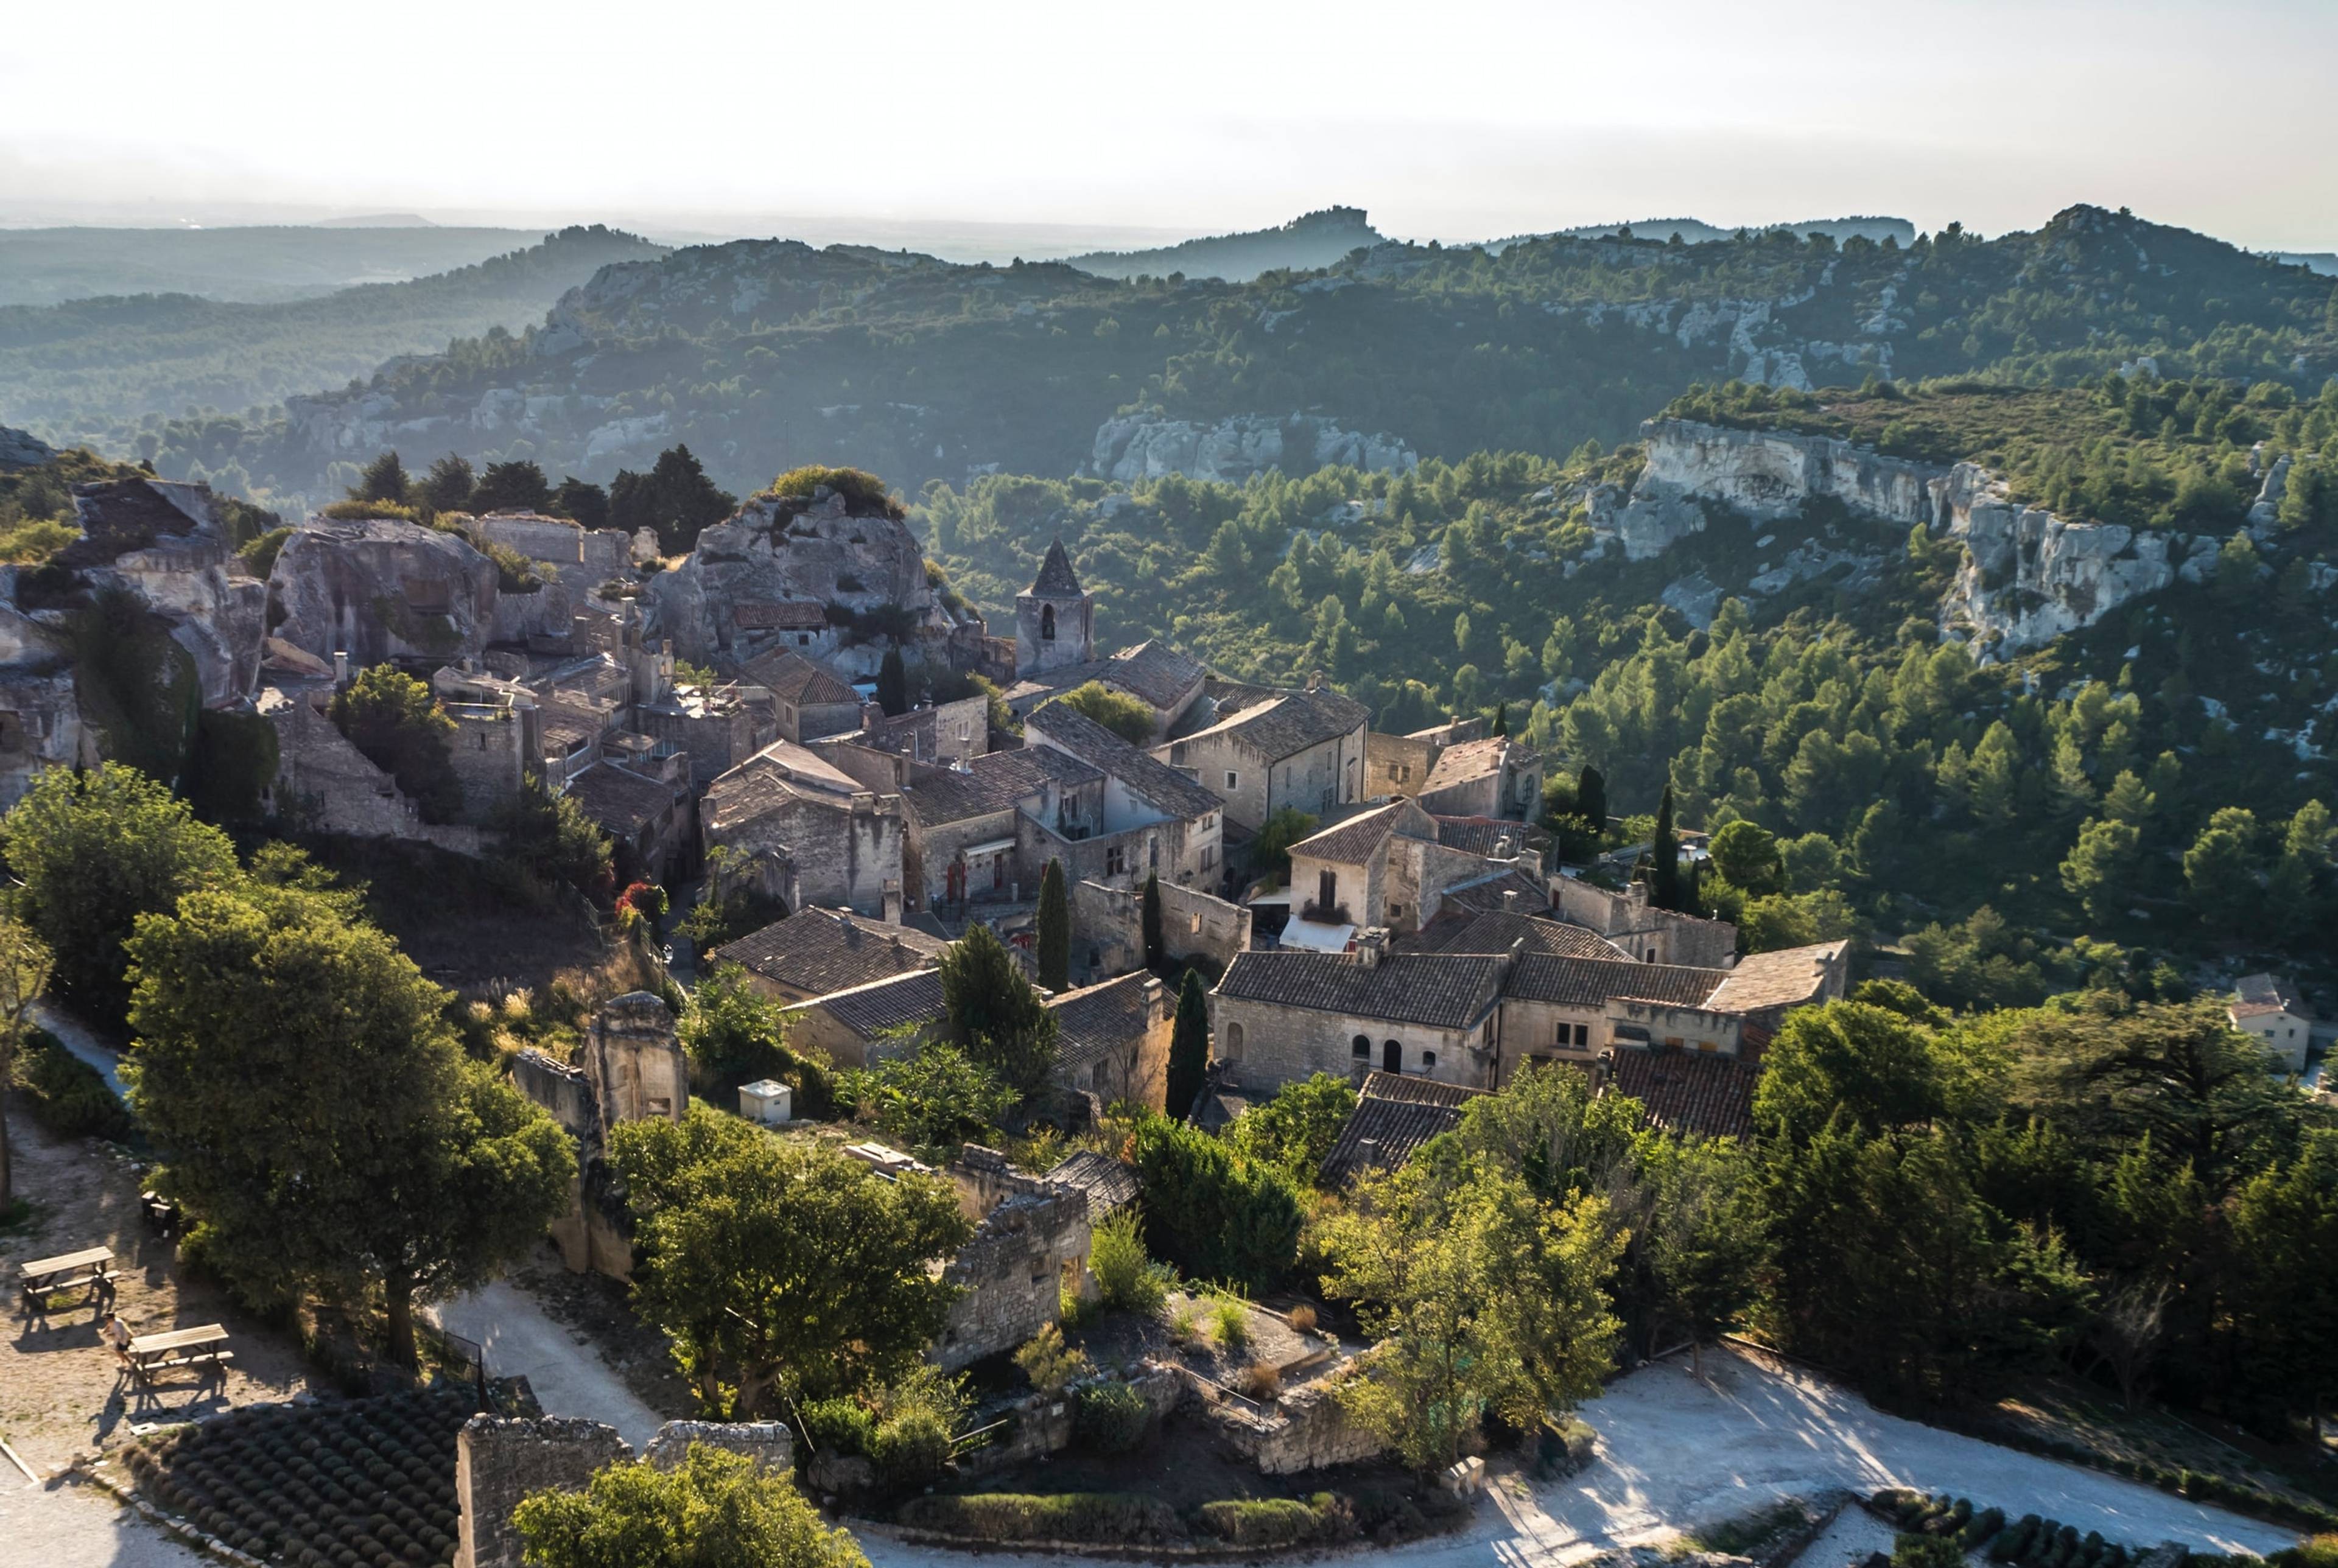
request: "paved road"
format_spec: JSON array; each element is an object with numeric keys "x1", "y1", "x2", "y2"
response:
[
  {"x1": 428, "y1": 1279, "x2": 664, "y2": 1451},
  {"x1": 32, "y1": 1004, "x2": 127, "y2": 1100},
  {"x1": 0, "y1": 1479, "x2": 203, "y2": 1568}
]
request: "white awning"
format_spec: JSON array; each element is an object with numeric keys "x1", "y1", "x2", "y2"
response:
[
  {"x1": 1279, "y1": 917, "x2": 1356, "y2": 953},
  {"x1": 964, "y1": 838, "x2": 1017, "y2": 859}
]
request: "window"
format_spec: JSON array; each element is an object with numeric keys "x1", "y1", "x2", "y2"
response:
[
  {"x1": 1556, "y1": 1023, "x2": 1589, "y2": 1049},
  {"x1": 1382, "y1": 1040, "x2": 1402, "y2": 1073},
  {"x1": 1388, "y1": 903, "x2": 1403, "y2": 921},
  {"x1": 1317, "y1": 869, "x2": 1338, "y2": 910},
  {"x1": 1420, "y1": 1050, "x2": 1437, "y2": 1071},
  {"x1": 797, "y1": 633, "x2": 810, "y2": 646},
  {"x1": 1352, "y1": 1035, "x2": 1371, "y2": 1059},
  {"x1": 1224, "y1": 771, "x2": 1240, "y2": 791},
  {"x1": 1190, "y1": 911, "x2": 1204, "y2": 935},
  {"x1": 1224, "y1": 1021, "x2": 1245, "y2": 1060},
  {"x1": 1201, "y1": 845, "x2": 1216, "y2": 870},
  {"x1": 1106, "y1": 844, "x2": 1127, "y2": 876},
  {"x1": 1041, "y1": 604, "x2": 1056, "y2": 642}
]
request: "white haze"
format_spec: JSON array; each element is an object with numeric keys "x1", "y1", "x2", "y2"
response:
[{"x1": 1, "y1": 0, "x2": 2333, "y2": 250}]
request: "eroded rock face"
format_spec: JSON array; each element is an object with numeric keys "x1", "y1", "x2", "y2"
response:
[
  {"x1": 0, "y1": 584, "x2": 89, "y2": 807},
  {"x1": 1090, "y1": 412, "x2": 1416, "y2": 484},
  {"x1": 0, "y1": 425, "x2": 55, "y2": 469},
  {"x1": 69, "y1": 477, "x2": 267, "y2": 706},
  {"x1": 1610, "y1": 418, "x2": 2189, "y2": 658},
  {"x1": 269, "y1": 517, "x2": 502, "y2": 667},
  {"x1": 641, "y1": 488, "x2": 939, "y2": 664}
]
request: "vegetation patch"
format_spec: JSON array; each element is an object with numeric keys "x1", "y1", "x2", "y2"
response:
[{"x1": 12, "y1": 1026, "x2": 131, "y2": 1140}]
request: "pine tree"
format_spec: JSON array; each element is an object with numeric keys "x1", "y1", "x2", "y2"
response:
[
  {"x1": 1166, "y1": 968, "x2": 1209, "y2": 1121},
  {"x1": 1140, "y1": 870, "x2": 1165, "y2": 972},
  {"x1": 876, "y1": 647, "x2": 909, "y2": 717},
  {"x1": 1036, "y1": 858, "x2": 1069, "y2": 992},
  {"x1": 350, "y1": 450, "x2": 410, "y2": 505},
  {"x1": 1651, "y1": 785, "x2": 1682, "y2": 911}
]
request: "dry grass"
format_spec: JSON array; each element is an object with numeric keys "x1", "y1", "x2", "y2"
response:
[
  {"x1": 1238, "y1": 1361, "x2": 1283, "y2": 1402},
  {"x1": 1287, "y1": 1303, "x2": 1318, "y2": 1334}
]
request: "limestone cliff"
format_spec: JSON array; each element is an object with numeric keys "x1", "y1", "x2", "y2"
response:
[
  {"x1": 641, "y1": 487, "x2": 949, "y2": 666},
  {"x1": 71, "y1": 479, "x2": 269, "y2": 707},
  {"x1": 268, "y1": 516, "x2": 574, "y2": 668},
  {"x1": 1090, "y1": 413, "x2": 1416, "y2": 485},
  {"x1": 1607, "y1": 418, "x2": 2213, "y2": 659}
]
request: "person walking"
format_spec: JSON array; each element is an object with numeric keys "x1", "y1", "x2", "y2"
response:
[{"x1": 99, "y1": 1310, "x2": 132, "y2": 1370}]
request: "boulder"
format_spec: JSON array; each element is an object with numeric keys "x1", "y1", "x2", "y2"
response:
[{"x1": 267, "y1": 516, "x2": 501, "y2": 667}]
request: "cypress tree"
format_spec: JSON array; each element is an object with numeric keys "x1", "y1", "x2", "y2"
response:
[
  {"x1": 876, "y1": 647, "x2": 909, "y2": 717},
  {"x1": 1036, "y1": 857, "x2": 1069, "y2": 992},
  {"x1": 1576, "y1": 764, "x2": 1609, "y2": 841},
  {"x1": 1651, "y1": 785, "x2": 1682, "y2": 911},
  {"x1": 1490, "y1": 701, "x2": 1509, "y2": 737},
  {"x1": 1140, "y1": 870, "x2": 1165, "y2": 972},
  {"x1": 1166, "y1": 968, "x2": 1210, "y2": 1122}
]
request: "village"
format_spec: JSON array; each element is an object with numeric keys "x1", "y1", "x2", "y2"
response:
[{"x1": 0, "y1": 460, "x2": 2329, "y2": 1568}]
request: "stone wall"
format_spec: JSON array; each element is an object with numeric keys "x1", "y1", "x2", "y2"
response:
[
  {"x1": 513, "y1": 996, "x2": 686, "y2": 1280},
  {"x1": 474, "y1": 515, "x2": 632, "y2": 581},
  {"x1": 712, "y1": 789, "x2": 904, "y2": 918},
  {"x1": 1198, "y1": 1361, "x2": 1386, "y2": 1474},
  {"x1": 446, "y1": 706, "x2": 530, "y2": 824},
  {"x1": 1070, "y1": 877, "x2": 1251, "y2": 978},
  {"x1": 264, "y1": 685, "x2": 486, "y2": 856},
  {"x1": 935, "y1": 1147, "x2": 1091, "y2": 1371},
  {"x1": 1211, "y1": 987, "x2": 1495, "y2": 1094},
  {"x1": 1363, "y1": 731, "x2": 1438, "y2": 797},
  {"x1": 1551, "y1": 877, "x2": 1738, "y2": 968}
]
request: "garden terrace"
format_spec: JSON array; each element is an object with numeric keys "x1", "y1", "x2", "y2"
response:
[{"x1": 122, "y1": 1387, "x2": 484, "y2": 1568}]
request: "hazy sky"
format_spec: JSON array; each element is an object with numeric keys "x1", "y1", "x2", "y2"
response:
[{"x1": 5, "y1": 0, "x2": 2334, "y2": 248}]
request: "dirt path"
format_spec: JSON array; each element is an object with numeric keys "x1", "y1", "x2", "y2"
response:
[
  {"x1": 0, "y1": 1104, "x2": 313, "y2": 1471},
  {"x1": 427, "y1": 1277, "x2": 664, "y2": 1450},
  {"x1": 0, "y1": 1477, "x2": 204, "y2": 1568},
  {"x1": 857, "y1": 1347, "x2": 2297, "y2": 1568},
  {"x1": 30, "y1": 1003, "x2": 125, "y2": 1098}
]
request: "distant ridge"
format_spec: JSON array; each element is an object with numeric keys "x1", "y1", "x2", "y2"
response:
[
  {"x1": 2273, "y1": 251, "x2": 2338, "y2": 276},
  {"x1": 1493, "y1": 215, "x2": 1918, "y2": 251},
  {"x1": 1067, "y1": 206, "x2": 1383, "y2": 282},
  {"x1": 314, "y1": 212, "x2": 438, "y2": 229}
]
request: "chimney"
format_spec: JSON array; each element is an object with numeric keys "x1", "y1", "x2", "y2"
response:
[
  {"x1": 882, "y1": 879, "x2": 903, "y2": 925},
  {"x1": 1495, "y1": 833, "x2": 1515, "y2": 860},
  {"x1": 1502, "y1": 889, "x2": 1523, "y2": 913},
  {"x1": 1306, "y1": 670, "x2": 1324, "y2": 693},
  {"x1": 1353, "y1": 927, "x2": 1389, "y2": 968},
  {"x1": 332, "y1": 650, "x2": 348, "y2": 686}
]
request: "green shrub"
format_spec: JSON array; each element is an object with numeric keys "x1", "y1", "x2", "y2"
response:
[
  {"x1": 15, "y1": 1028, "x2": 132, "y2": 1139},
  {"x1": 1075, "y1": 1381, "x2": 1150, "y2": 1454},
  {"x1": 897, "y1": 1492, "x2": 1182, "y2": 1545},
  {"x1": 869, "y1": 1407, "x2": 952, "y2": 1486},
  {"x1": 237, "y1": 526, "x2": 293, "y2": 578},
  {"x1": 1196, "y1": 1497, "x2": 1341, "y2": 1547},
  {"x1": 796, "y1": 1398, "x2": 874, "y2": 1458},
  {"x1": 1088, "y1": 1207, "x2": 1172, "y2": 1314}
]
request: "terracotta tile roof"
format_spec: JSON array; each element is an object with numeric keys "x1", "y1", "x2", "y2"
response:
[
  {"x1": 1436, "y1": 869, "x2": 1553, "y2": 914},
  {"x1": 1433, "y1": 814, "x2": 1531, "y2": 857},
  {"x1": 784, "y1": 968, "x2": 947, "y2": 1038},
  {"x1": 1216, "y1": 950, "x2": 1504, "y2": 1031},
  {"x1": 1184, "y1": 683, "x2": 1369, "y2": 760},
  {"x1": 2232, "y1": 973, "x2": 2305, "y2": 1020},
  {"x1": 1047, "y1": 1149, "x2": 1140, "y2": 1219},
  {"x1": 562, "y1": 763, "x2": 677, "y2": 838},
  {"x1": 711, "y1": 908, "x2": 950, "y2": 997},
  {"x1": 1047, "y1": 971, "x2": 1163, "y2": 1072},
  {"x1": 1507, "y1": 954, "x2": 1727, "y2": 1008},
  {"x1": 742, "y1": 649, "x2": 858, "y2": 706},
  {"x1": 1407, "y1": 910, "x2": 1634, "y2": 962},
  {"x1": 900, "y1": 746, "x2": 1099, "y2": 828},
  {"x1": 1423, "y1": 735, "x2": 1531, "y2": 791},
  {"x1": 702, "y1": 740, "x2": 869, "y2": 831},
  {"x1": 733, "y1": 600, "x2": 829, "y2": 631},
  {"x1": 1704, "y1": 942, "x2": 1847, "y2": 1017},
  {"x1": 1029, "y1": 538, "x2": 1085, "y2": 596},
  {"x1": 1025, "y1": 702, "x2": 1220, "y2": 819},
  {"x1": 1290, "y1": 801, "x2": 1413, "y2": 866},
  {"x1": 1319, "y1": 1071, "x2": 1486, "y2": 1186},
  {"x1": 1606, "y1": 1046, "x2": 1760, "y2": 1139}
]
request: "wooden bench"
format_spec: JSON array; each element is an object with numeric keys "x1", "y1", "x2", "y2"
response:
[
  {"x1": 18, "y1": 1245, "x2": 116, "y2": 1311},
  {"x1": 128, "y1": 1323, "x2": 231, "y2": 1383},
  {"x1": 143, "y1": 1349, "x2": 234, "y2": 1374}
]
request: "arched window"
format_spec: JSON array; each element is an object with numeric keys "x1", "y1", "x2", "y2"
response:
[
  {"x1": 1382, "y1": 1040, "x2": 1402, "y2": 1074},
  {"x1": 1041, "y1": 604, "x2": 1056, "y2": 642},
  {"x1": 1420, "y1": 1049, "x2": 1438, "y2": 1071},
  {"x1": 1351, "y1": 1034, "x2": 1371, "y2": 1060},
  {"x1": 1224, "y1": 1020, "x2": 1244, "y2": 1060}
]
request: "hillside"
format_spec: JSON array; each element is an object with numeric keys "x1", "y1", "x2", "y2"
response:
[
  {"x1": 0, "y1": 223, "x2": 550, "y2": 306},
  {"x1": 1522, "y1": 215, "x2": 1918, "y2": 247},
  {"x1": 0, "y1": 226, "x2": 669, "y2": 447},
  {"x1": 1064, "y1": 206, "x2": 1386, "y2": 281},
  {"x1": 84, "y1": 202, "x2": 2338, "y2": 525}
]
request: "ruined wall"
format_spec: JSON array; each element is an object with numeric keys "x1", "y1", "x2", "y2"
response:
[
  {"x1": 1070, "y1": 878, "x2": 1251, "y2": 978},
  {"x1": 446, "y1": 707, "x2": 529, "y2": 824},
  {"x1": 474, "y1": 515, "x2": 632, "y2": 581},
  {"x1": 264, "y1": 685, "x2": 486, "y2": 855},
  {"x1": 1201, "y1": 1362, "x2": 1386, "y2": 1474},
  {"x1": 581, "y1": 992, "x2": 687, "y2": 1125},
  {"x1": 935, "y1": 1148, "x2": 1091, "y2": 1371},
  {"x1": 455, "y1": 1416, "x2": 632, "y2": 1568}
]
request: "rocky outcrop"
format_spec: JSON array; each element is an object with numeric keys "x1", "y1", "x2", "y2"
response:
[
  {"x1": 0, "y1": 585, "x2": 90, "y2": 807},
  {"x1": 270, "y1": 516, "x2": 533, "y2": 668},
  {"x1": 68, "y1": 477, "x2": 267, "y2": 707},
  {"x1": 1090, "y1": 413, "x2": 1416, "y2": 484},
  {"x1": 1611, "y1": 418, "x2": 2198, "y2": 659},
  {"x1": 0, "y1": 425, "x2": 54, "y2": 469},
  {"x1": 641, "y1": 486, "x2": 946, "y2": 665}
]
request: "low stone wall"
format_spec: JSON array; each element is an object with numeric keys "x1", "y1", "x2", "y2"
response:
[{"x1": 1072, "y1": 877, "x2": 1251, "y2": 978}]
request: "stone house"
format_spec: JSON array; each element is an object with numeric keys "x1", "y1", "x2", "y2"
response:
[
  {"x1": 471, "y1": 512, "x2": 633, "y2": 583},
  {"x1": 709, "y1": 906, "x2": 949, "y2": 1004},
  {"x1": 1318, "y1": 1071, "x2": 1486, "y2": 1186},
  {"x1": 634, "y1": 681, "x2": 772, "y2": 789},
  {"x1": 1360, "y1": 716, "x2": 1483, "y2": 800},
  {"x1": 1701, "y1": 940, "x2": 1852, "y2": 1031},
  {"x1": 1550, "y1": 875, "x2": 1740, "y2": 967},
  {"x1": 779, "y1": 970, "x2": 949, "y2": 1068},
  {"x1": 1004, "y1": 638, "x2": 1210, "y2": 740},
  {"x1": 1415, "y1": 735, "x2": 1543, "y2": 821},
  {"x1": 1284, "y1": 799, "x2": 1544, "y2": 936},
  {"x1": 2229, "y1": 973, "x2": 2315, "y2": 1073},
  {"x1": 1158, "y1": 676, "x2": 1370, "y2": 831},
  {"x1": 701, "y1": 739, "x2": 906, "y2": 917},
  {"x1": 1211, "y1": 931, "x2": 1514, "y2": 1091},
  {"x1": 835, "y1": 694, "x2": 990, "y2": 766},
  {"x1": 1069, "y1": 876, "x2": 1252, "y2": 981},
  {"x1": 1024, "y1": 701, "x2": 1225, "y2": 891},
  {"x1": 897, "y1": 745, "x2": 1102, "y2": 912},
  {"x1": 565, "y1": 757, "x2": 694, "y2": 886},
  {"x1": 740, "y1": 649, "x2": 863, "y2": 744},
  {"x1": 1048, "y1": 970, "x2": 1173, "y2": 1110},
  {"x1": 1603, "y1": 1045, "x2": 1763, "y2": 1139},
  {"x1": 728, "y1": 598, "x2": 837, "y2": 661}
]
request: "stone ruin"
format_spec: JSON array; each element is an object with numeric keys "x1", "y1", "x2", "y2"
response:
[
  {"x1": 511, "y1": 992, "x2": 687, "y2": 1279},
  {"x1": 936, "y1": 1145, "x2": 1093, "y2": 1371},
  {"x1": 455, "y1": 1415, "x2": 793, "y2": 1568}
]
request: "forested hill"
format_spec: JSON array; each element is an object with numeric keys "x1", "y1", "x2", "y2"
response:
[
  {"x1": 1064, "y1": 206, "x2": 1385, "y2": 281},
  {"x1": 113, "y1": 203, "x2": 2338, "y2": 517},
  {"x1": 0, "y1": 223, "x2": 552, "y2": 306},
  {"x1": 0, "y1": 226, "x2": 667, "y2": 447}
]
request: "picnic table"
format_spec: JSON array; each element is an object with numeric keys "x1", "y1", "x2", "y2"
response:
[
  {"x1": 17, "y1": 1245, "x2": 115, "y2": 1311},
  {"x1": 127, "y1": 1323, "x2": 233, "y2": 1382}
]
